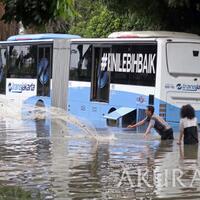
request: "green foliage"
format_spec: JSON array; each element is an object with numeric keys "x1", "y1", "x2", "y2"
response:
[
  {"x1": 0, "y1": 185, "x2": 42, "y2": 200},
  {"x1": 121, "y1": 14, "x2": 163, "y2": 31},
  {"x1": 97, "y1": 0, "x2": 200, "y2": 34},
  {"x1": 69, "y1": 4, "x2": 122, "y2": 37},
  {"x1": 1, "y1": 0, "x2": 75, "y2": 28},
  {"x1": 69, "y1": 0, "x2": 167, "y2": 37},
  {"x1": 55, "y1": 0, "x2": 77, "y2": 19},
  {"x1": 1, "y1": 0, "x2": 200, "y2": 35}
]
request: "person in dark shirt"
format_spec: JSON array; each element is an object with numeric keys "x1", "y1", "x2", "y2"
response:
[
  {"x1": 127, "y1": 105, "x2": 174, "y2": 140},
  {"x1": 177, "y1": 104, "x2": 198, "y2": 145}
]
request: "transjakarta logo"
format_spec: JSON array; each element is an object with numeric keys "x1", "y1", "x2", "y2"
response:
[
  {"x1": 100, "y1": 53, "x2": 156, "y2": 74},
  {"x1": 176, "y1": 83, "x2": 200, "y2": 91},
  {"x1": 8, "y1": 82, "x2": 35, "y2": 93}
]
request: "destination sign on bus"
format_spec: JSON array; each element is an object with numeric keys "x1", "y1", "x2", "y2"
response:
[{"x1": 100, "y1": 53, "x2": 156, "y2": 74}]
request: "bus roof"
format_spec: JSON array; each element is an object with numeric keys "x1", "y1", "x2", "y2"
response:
[
  {"x1": 7, "y1": 33, "x2": 81, "y2": 41},
  {"x1": 70, "y1": 36, "x2": 200, "y2": 44},
  {"x1": 108, "y1": 31, "x2": 200, "y2": 39}
]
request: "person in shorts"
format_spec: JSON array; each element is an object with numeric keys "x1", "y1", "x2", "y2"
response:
[{"x1": 127, "y1": 105, "x2": 174, "y2": 140}]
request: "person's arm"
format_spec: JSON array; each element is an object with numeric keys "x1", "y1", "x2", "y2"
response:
[
  {"x1": 179, "y1": 144, "x2": 184, "y2": 159},
  {"x1": 144, "y1": 120, "x2": 155, "y2": 138},
  {"x1": 177, "y1": 131, "x2": 184, "y2": 145},
  {"x1": 177, "y1": 119, "x2": 184, "y2": 145},
  {"x1": 127, "y1": 118, "x2": 146, "y2": 128}
]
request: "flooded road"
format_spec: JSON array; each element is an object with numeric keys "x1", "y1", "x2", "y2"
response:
[{"x1": 0, "y1": 115, "x2": 199, "y2": 199}]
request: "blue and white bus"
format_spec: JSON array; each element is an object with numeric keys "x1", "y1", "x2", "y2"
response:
[
  {"x1": 0, "y1": 33, "x2": 80, "y2": 109},
  {"x1": 67, "y1": 31, "x2": 200, "y2": 128},
  {"x1": 0, "y1": 32, "x2": 200, "y2": 129}
]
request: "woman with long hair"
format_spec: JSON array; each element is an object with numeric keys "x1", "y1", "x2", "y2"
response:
[{"x1": 177, "y1": 104, "x2": 199, "y2": 145}]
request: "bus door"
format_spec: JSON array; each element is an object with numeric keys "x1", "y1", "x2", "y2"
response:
[
  {"x1": 91, "y1": 46, "x2": 111, "y2": 103},
  {"x1": 37, "y1": 45, "x2": 52, "y2": 96}
]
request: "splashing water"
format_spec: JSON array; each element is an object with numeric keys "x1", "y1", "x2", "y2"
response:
[
  {"x1": 0, "y1": 97, "x2": 22, "y2": 120},
  {"x1": 27, "y1": 106, "x2": 116, "y2": 141},
  {"x1": 0, "y1": 97, "x2": 116, "y2": 141},
  {"x1": 31, "y1": 106, "x2": 98, "y2": 139}
]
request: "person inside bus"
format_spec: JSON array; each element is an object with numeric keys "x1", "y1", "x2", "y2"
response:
[
  {"x1": 177, "y1": 104, "x2": 199, "y2": 145},
  {"x1": 127, "y1": 105, "x2": 174, "y2": 140}
]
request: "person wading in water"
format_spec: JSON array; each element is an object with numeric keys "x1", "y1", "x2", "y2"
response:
[{"x1": 127, "y1": 105, "x2": 174, "y2": 140}]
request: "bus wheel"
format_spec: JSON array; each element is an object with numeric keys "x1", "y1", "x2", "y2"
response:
[{"x1": 106, "y1": 107, "x2": 118, "y2": 127}]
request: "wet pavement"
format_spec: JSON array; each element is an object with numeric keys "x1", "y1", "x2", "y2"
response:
[{"x1": 0, "y1": 116, "x2": 199, "y2": 199}]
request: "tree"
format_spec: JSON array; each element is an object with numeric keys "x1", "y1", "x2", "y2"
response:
[
  {"x1": 1, "y1": 0, "x2": 200, "y2": 36},
  {"x1": 69, "y1": 1, "x2": 122, "y2": 37},
  {"x1": 1, "y1": 0, "x2": 75, "y2": 28},
  {"x1": 97, "y1": 0, "x2": 200, "y2": 34},
  {"x1": 68, "y1": 0, "x2": 168, "y2": 37}
]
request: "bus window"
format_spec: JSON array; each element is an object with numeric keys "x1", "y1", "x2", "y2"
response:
[
  {"x1": 69, "y1": 44, "x2": 92, "y2": 81},
  {"x1": 91, "y1": 46, "x2": 110, "y2": 102},
  {"x1": 110, "y1": 44, "x2": 157, "y2": 86},
  {"x1": 7, "y1": 45, "x2": 37, "y2": 78},
  {"x1": 0, "y1": 48, "x2": 7, "y2": 94},
  {"x1": 37, "y1": 46, "x2": 52, "y2": 96},
  {"x1": 167, "y1": 42, "x2": 200, "y2": 76}
]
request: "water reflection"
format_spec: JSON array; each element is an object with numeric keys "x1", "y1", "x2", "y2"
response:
[
  {"x1": 154, "y1": 141, "x2": 200, "y2": 200},
  {"x1": 179, "y1": 144, "x2": 198, "y2": 160},
  {"x1": 0, "y1": 117, "x2": 199, "y2": 199},
  {"x1": 35, "y1": 118, "x2": 50, "y2": 138},
  {"x1": 34, "y1": 119, "x2": 51, "y2": 166}
]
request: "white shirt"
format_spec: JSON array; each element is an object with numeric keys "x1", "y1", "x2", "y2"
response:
[{"x1": 180, "y1": 117, "x2": 198, "y2": 132}]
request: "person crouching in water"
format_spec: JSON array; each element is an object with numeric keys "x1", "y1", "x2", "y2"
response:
[
  {"x1": 177, "y1": 104, "x2": 198, "y2": 145},
  {"x1": 127, "y1": 105, "x2": 174, "y2": 140}
]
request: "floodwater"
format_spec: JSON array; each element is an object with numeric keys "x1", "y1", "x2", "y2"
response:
[{"x1": 0, "y1": 107, "x2": 199, "y2": 199}]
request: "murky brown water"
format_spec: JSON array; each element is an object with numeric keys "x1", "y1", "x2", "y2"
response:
[{"x1": 0, "y1": 116, "x2": 199, "y2": 200}]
